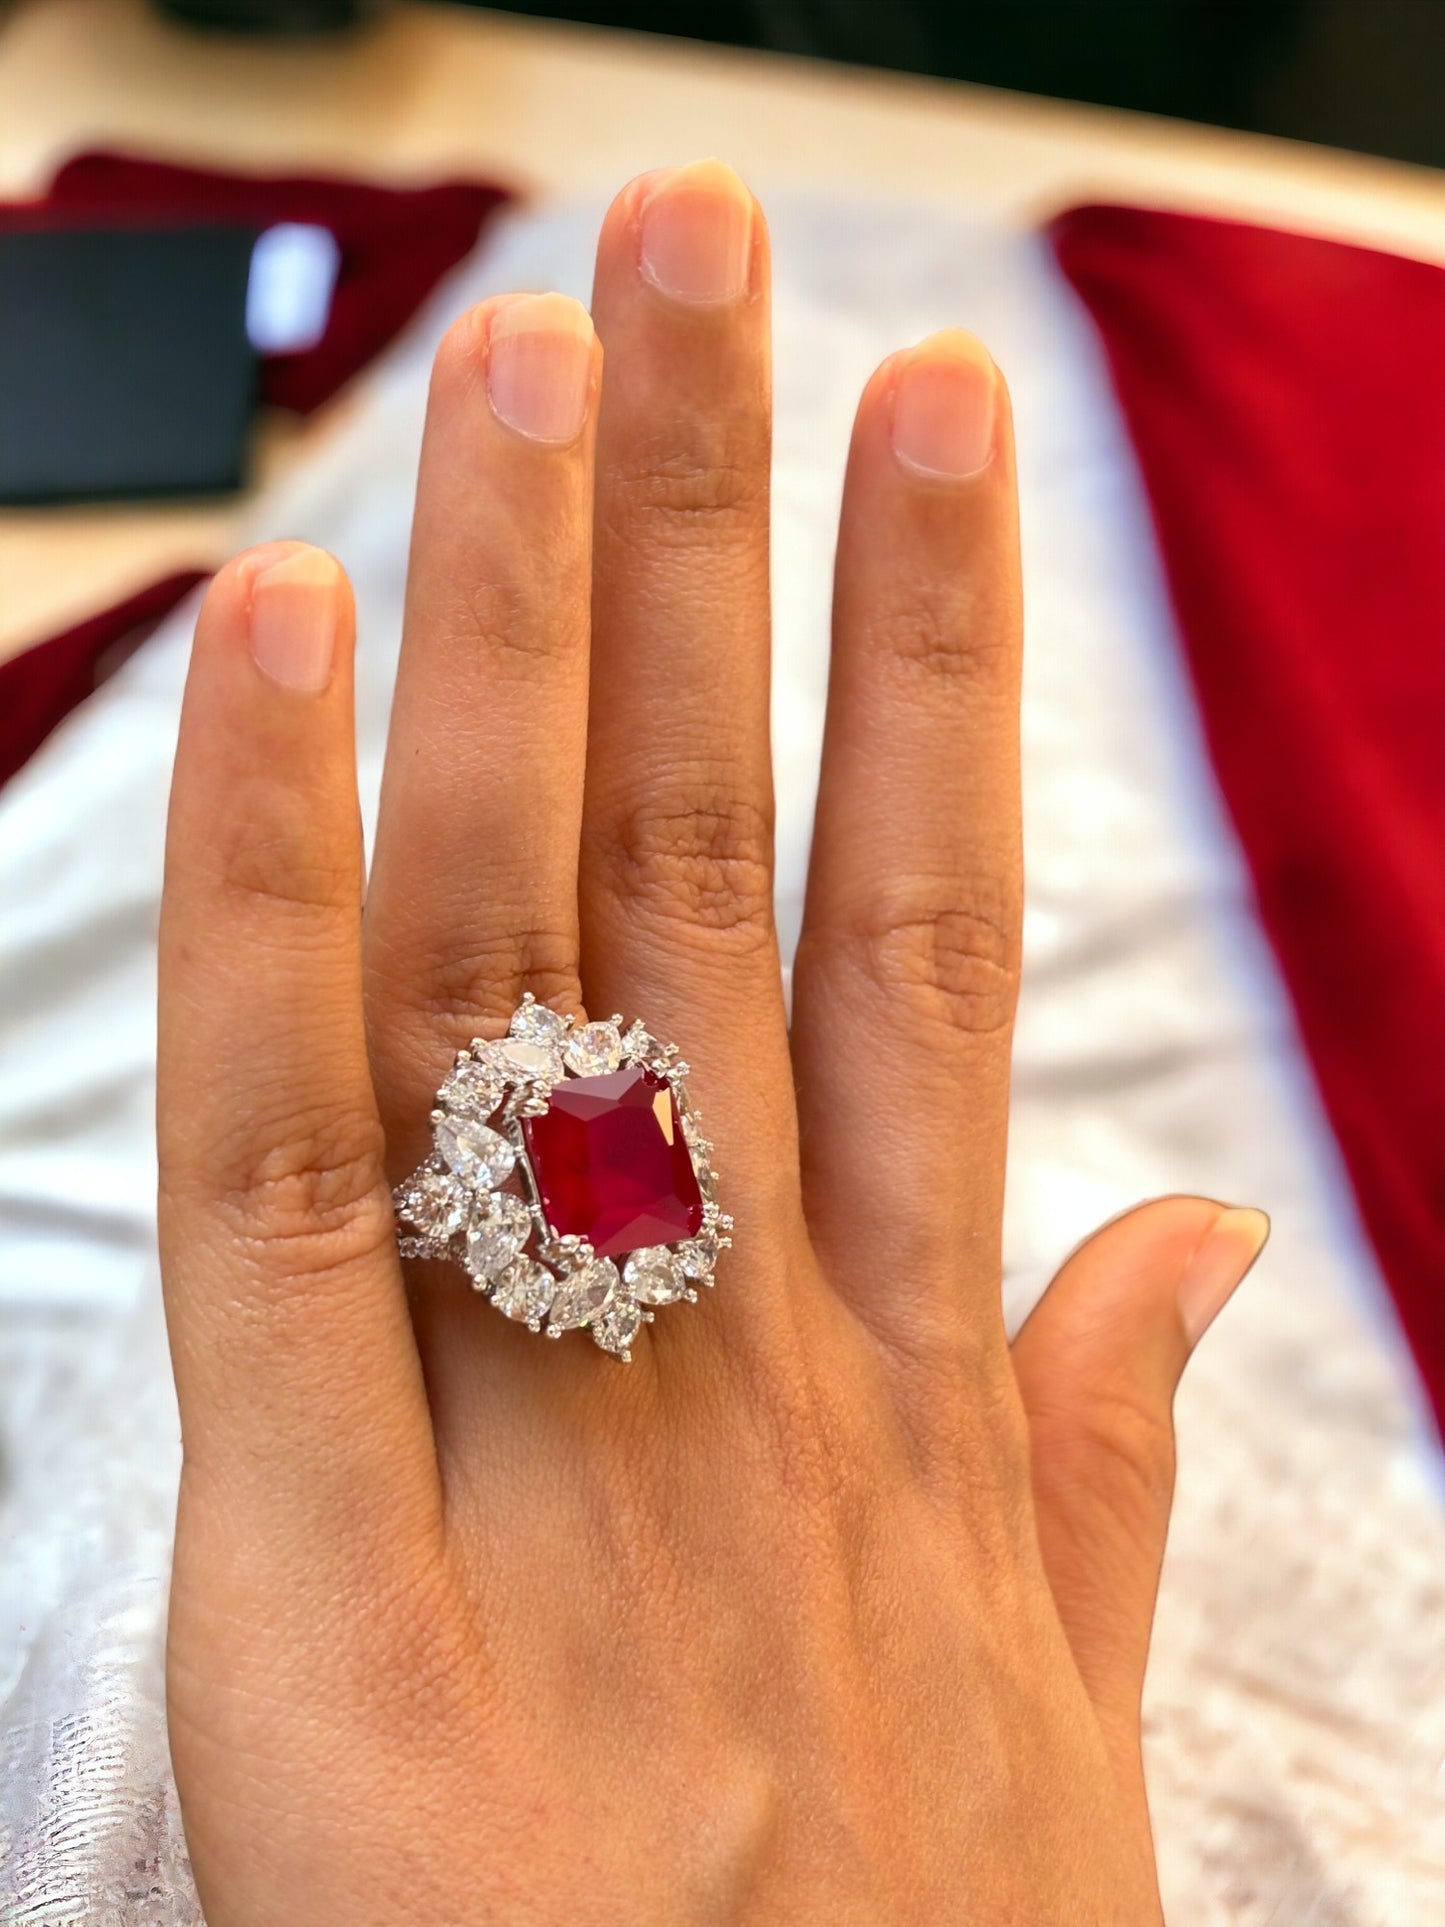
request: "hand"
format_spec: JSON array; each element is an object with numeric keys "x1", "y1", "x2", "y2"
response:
[{"x1": 157, "y1": 161, "x2": 1267, "y2": 1925}]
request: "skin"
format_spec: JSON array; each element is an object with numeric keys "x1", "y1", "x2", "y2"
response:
[{"x1": 157, "y1": 166, "x2": 1266, "y2": 1925}]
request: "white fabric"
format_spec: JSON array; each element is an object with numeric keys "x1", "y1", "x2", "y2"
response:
[{"x1": 2, "y1": 192, "x2": 1442, "y2": 1923}]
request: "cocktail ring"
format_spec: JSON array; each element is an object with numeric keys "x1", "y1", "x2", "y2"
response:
[{"x1": 392, "y1": 995, "x2": 732, "y2": 1360}]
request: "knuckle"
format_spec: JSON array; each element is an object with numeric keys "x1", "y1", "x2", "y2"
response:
[
  {"x1": 590, "y1": 782, "x2": 775, "y2": 946},
  {"x1": 1045, "y1": 1384, "x2": 1178, "y2": 1528},
  {"x1": 201, "y1": 1104, "x2": 395, "y2": 1282},
  {"x1": 437, "y1": 573, "x2": 538, "y2": 666},
  {"x1": 882, "y1": 1321, "x2": 1036, "y2": 1521},
  {"x1": 814, "y1": 874, "x2": 1019, "y2": 1037},
  {"x1": 213, "y1": 805, "x2": 357, "y2": 919},
  {"x1": 344, "y1": 1562, "x2": 485, "y2": 1749},
  {"x1": 394, "y1": 922, "x2": 580, "y2": 1036},
  {"x1": 431, "y1": 561, "x2": 588, "y2": 672},
  {"x1": 606, "y1": 428, "x2": 766, "y2": 546},
  {"x1": 871, "y1": 574, "x2": 1021, "y2": 685}
]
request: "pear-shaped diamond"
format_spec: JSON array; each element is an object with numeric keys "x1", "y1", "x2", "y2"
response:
[
  {"x1": 490, "y1": 1256, "x2": 557, "y2": 1325},
  {"x1": 563, "y1": 1021, "x2": 623, "y2": 1078},
  {"x1": 677, "y1": 1230, "x2": 720, "y2": 1281},
  {"x1": 547, "y1": 1257, "x2": 618, "y2": 1331},
  {"x1": 591, "y1": 1298, "x2": 643, "y2": 1357},
  {"x1": 623, "y1": 1246, "x2": 687, "y2": 1305},
  {"x1": 435, "y1": 1116, "x2": 515, "y2": 1188},
  {"x1": 464, "y1": 1195, "x2": 532, "y2": 1283}
]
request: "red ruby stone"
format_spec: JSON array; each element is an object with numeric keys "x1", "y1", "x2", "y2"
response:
[{"x1": 522, "y1": 1066, "x2": 704, "y2": 1259}]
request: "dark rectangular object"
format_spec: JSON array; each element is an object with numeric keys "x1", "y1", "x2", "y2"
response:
[{"x1": 0, "y1": 222, "x2": 258, "y2": 503}]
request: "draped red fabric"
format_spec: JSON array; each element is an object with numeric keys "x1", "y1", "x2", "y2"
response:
[
  {"x1": 32, "y1": 152, "x2": 515, "y2": 413},
  {"x1": 0, "y1": 572, "x2": 206, "y2": 790},
  {"x1": 1052, "y1": 204, "x2": 1445, "y2": 1429},
  {"x1": 0, "y1": 153, "x2": 513, "y2": 776}
]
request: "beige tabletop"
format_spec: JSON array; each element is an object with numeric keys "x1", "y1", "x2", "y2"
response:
[{"x1": 2, "y1": 0, "x2": 1442, "y2": 660}]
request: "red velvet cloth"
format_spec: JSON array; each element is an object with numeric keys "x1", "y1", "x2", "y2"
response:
[
  {"x1": 1052, "y1": 205, "x2": 1445, "y2": 1428},
  {"x1": 0, "y1": 151, "x2": 512, "y2": 778},
  {"x1": 14, "y1": 151, "x2": 514, "y2": 413},
  {"x1": 0, "y1": 571, "x2": 206, "y2": 790}
]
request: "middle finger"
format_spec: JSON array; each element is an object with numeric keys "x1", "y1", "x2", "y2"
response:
[{"x1": 580, "y1": 166, "x2": 803, "y2": 1308}]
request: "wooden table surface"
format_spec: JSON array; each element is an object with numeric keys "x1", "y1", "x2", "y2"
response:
[{"x1": 2, "y1": 0, "x2": 1442, "y2": 659}]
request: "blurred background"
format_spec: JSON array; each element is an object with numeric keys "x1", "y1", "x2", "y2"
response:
[
  {"x1": 5, "y1": 0, "x2": 1444, "y2": 654},
  {"x1": 503, "y1": 0, "x2": 1445, "y2": 168},
  {"x1": 2, "y1": 3, "x2": 1443, "y2": 1922}
]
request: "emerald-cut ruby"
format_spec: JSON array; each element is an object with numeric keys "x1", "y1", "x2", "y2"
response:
[{"x1": 522, "y1": 1066, "x2": 704, "y2": 1259}]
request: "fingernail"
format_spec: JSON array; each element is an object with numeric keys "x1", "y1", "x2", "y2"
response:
[
  {"x1": 891, "y1": 331, "x2": 998, "y2": 481},
  {"x1": 1178, "y1": 1207, "x2": 1270, "y2": 1345},
  {"x1": 486, "y1": 293, "x2": 595, "y2": 444},
  {"x1": 639, "y1": 159, "x2": 753, "y2": 305},
  {"x1": 248, "y1": 547, "x2": 342, "y2": 694}
]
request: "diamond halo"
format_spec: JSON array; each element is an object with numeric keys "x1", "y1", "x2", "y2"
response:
[{"x1": 392, "y1": 995, "x2": 732, "y2": 1360}]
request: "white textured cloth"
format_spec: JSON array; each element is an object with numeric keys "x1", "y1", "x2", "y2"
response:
[{"x1": 2, "y1": 193, "x2": 1442, "y2": 1924}]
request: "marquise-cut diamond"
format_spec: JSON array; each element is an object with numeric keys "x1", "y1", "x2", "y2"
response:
[
  {"x1": 510, "y1": 1000, "x2": 569, "y2": 1047},
  {"x1": 490, "y1": 1256, "x2": 557, "y2": 1324},
  {"x1": 591, "y1": 1298, "x2": 642, "y2": 1356},
  {"x1": 497, "y1": 1038, "x2": 564, "y2": 1084},
  {"x1": 464, "y1": 1195, "x2": 532, "y2": 1282},
  {"x1": 623, "y1": 1246, "x2": 687, "y2": 1305},
  {"x1": 677, "y1": 1230, "x2": 720, "y2": 1281},
  {"x1": 398, "y1": 1164, "x2": 469, "y2": 1241},
  {"x1": 547, "y1": 1257, "x2": 618, "y2": 1331},
  {"x1": 435, "y1": 1117, "x2": 515, "y2": 1188},
  {"x1": 563, "y1": 1021, "x2": 623, "y2": 1078}
]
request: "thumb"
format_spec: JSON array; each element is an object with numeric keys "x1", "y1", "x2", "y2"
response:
[{"x1": 1012, "y1": 1197, "x2": 1269, "y2": 1792}]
